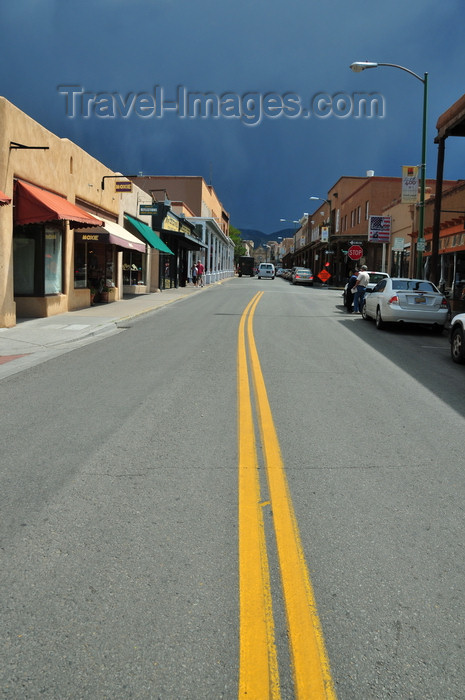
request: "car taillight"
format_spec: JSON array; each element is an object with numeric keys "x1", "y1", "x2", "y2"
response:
[
  {"x1": 441, "y1": 298, "x2": 448, "y2": 309},
  {"x1": 388, "y1": 295, "x2": 399, "y2": 305}
]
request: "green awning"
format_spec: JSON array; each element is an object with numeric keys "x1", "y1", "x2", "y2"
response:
[{"x1": 125, "y1": 214, "x2": 174, "y2": 254}]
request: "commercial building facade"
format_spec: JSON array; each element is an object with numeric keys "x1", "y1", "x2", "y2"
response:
[{"x1": 0, "y1": 99, "x2": 233, "y2": 328}]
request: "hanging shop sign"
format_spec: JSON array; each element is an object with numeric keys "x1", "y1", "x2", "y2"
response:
[
  {"x1": 162, "y1": 212, "x2": 180, "y2": 231},
  {"x1": 139, "y1": 203, "x2": 160, "y2": 215},
  {"x1": 115, "y1": 181, "x2": 132, "y2": 193}
]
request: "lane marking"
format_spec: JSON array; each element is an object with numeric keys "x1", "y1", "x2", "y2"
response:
[
  {"x1": 246, "y1": 295, "x2": 337, "y2": 699},
  {"x1": 238, "y1": 292, "x2": 280, "y2": 699}
]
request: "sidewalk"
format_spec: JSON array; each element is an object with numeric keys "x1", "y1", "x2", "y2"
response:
[{"x1": 0, "y1": 283, "x2": 214, "y2": 375}]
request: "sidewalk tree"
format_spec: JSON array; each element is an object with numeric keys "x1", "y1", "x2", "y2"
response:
[{"x1": 229, "y1": 225, "x2": 246, "y2": 263}]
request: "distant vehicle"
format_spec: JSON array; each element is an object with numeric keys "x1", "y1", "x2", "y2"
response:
[
  {"x1": 238, "y1": 256, "x2": 255, "y2": 277},
  {"x1": 290, "y1": 267, "x2": 314, "y2": 286},
  {"x1": 257, "y1": 262, "x2": 275, "y2": 279},
  {"x1": 449, "y1": 312, "x2": 465, "y2": 363},
  {"x1": 362, "y1": 277, "x2": 448, "y2": 332}
]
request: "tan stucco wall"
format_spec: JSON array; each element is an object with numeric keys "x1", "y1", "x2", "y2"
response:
[{"x1": 0, "y1": 97, "x2": 119, "y2": 326}]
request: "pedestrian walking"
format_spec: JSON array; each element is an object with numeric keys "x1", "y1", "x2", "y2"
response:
[
  {"x1": 191, "y1": 261, "x2": 198, "y2": 286},
  {"x1": 197, "y1": 260, "x2": 205, "y2": 287},
  {"x1": 353, "y1": 264, "x2": 370, "y2": 313},
  {"x1": 345, "y1": 269, "x2": 358, "y2": 313}
]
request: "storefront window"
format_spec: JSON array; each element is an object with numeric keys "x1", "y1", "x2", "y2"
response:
[
  {"x1": 13, "y1": 224, "x2": 63, "y2": 296},
  {"x1": 122, "y1": 250, "x2": 144, "y2": 285},
  {"x1": 44, "y1": 227, "x2": 62, "y2": 294},
  {"x1": 74, "y1": 241, "x2": 114, "y2": 291},
  {"x1": 74, "y1": 242, "x2": 87, "y2": 288}
]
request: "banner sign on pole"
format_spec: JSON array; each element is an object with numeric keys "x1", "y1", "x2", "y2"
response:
[
  {"x1": 368, "y1": 216, "x2": 391, "y2": 243},
  {"x1": 321, "y1": 226, "x2": 329, "y2": 242},
  {"x1": 401, "y1": 166, "x2": 419, "y2": 203}
]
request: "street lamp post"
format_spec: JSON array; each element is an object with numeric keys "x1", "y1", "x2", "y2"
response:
[{"x1": 350, "y1": 61, "x2": 428, "y2": 279}]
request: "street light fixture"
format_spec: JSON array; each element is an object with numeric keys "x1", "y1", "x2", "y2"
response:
[
  {"x1": 309, "y1": 195, "x2": 331, "y2": 243},
  {"x1": 350, "y1": 61, "x2": 428, "y2": 278}
]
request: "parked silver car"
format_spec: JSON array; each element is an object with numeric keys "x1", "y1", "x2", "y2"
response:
[
  {"x1": 290, "y1": 267, "x2": 314, "y2": 286},
  {"x1": 362, "y1": 277, "x2": 449, "y2": 332}
]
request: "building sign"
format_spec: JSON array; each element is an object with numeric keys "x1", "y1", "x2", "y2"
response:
[
  {"x1": 75, "y1": 231, "x2": 108, "y2": 244},
  {"x1": 401, "y1": 166, "x2": 419, "y2": 203},
  {"x1": 115, "y1": 181, "x2": 132, "y2": 192},
  {"x1": 179, "y1": 223, "x2": 191, "y2": 235},
  {"x1": 139, "y1": 203, "x2": 159, "y2": 215},
  {"x1": 321, "y1": 226, "x2": 329, "y2": 242},
  {"x1": 162, "y1": 212, "x2": 180, "y2": 231},
  {"x1": 368, "y1": 216, "x2": 391, "y2": 243},
  {"x1": 392, "y1": 237, "x2": 405, "y2": 251}
]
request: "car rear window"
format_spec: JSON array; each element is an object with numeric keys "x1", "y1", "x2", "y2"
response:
[
  {"x1": 391, "y1": 280, "x2": 437, "y2": 292},
  {"x1": 368, "y1": 273, "x2": 388, "y2": 284}
]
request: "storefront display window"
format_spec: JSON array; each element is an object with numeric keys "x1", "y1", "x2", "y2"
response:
[
  {"x1": 122, "y1": 250, "x2": 144, "y2": 285},
  {"x1": 74, "y1": 241, "x2": 114, "y2": 292},
  {"x1": 13, "y1": 224, "x2": 63, "y2": 296},
  {"x1": 44, "y1": 227, "x2": 62, "y2": 294}
]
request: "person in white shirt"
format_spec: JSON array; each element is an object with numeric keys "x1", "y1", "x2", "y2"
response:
[{"x1": 353, "y1": 265, "x2": 370, "y2": 313}]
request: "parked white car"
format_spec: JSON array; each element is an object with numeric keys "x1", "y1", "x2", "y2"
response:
[
  {"x1": 449, "y1": 313, "x2": 465, "y2": 363},
  {"x1": 362, "y1": 277, "x2": 449, "y2": 332},
  {"x1": 343, "y1": 271, "x2": 389, "y2": 305}
]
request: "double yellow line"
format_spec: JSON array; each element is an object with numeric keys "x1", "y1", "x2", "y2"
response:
[{"x1": 238, "y1": 292, "x2": 336, "y2": 699}]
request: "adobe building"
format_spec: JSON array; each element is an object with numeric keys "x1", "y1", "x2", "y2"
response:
[
  {"x1": 299, "y1": 173, "x2": 458, "y2": 285},
  {"x1": 130, "y1": 175, "x2": 230, "y2": 236},
  {"x1": 425, "y1": 92, "x2": 465, "y2": 312},
  {"x1": 0, "y1": 97, "x2": 166, "y2": 328},
  {"x1": 131, "y1": 175, "x2": 234, "y2": 286}
]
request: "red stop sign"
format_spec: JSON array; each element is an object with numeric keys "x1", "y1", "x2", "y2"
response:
[{"x1": 348, "y1": 245, "x2": 363, "y2": 260}]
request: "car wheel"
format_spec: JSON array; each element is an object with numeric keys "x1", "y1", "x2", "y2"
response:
[
  {"x1": 361, "y1": 303, "x2": 368, "y2": 320},
  {"x1": 375, "y1": 307, "x2": 385, "y2": 329},
  {"x1": 451, "y1": 326, "x2": 465, "y2": 363}
]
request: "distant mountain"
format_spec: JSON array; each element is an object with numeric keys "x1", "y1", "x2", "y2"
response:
[{"x1": 239, "y1": 227, "x2": 295, "y2": 247}]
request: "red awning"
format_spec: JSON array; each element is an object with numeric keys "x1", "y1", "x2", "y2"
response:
[
  {"x1": 0, "y1": 190, "x2": 11, "y2": 205},
  {"x1": 14, "y1": 181, "x2": 103, "y2": 228}
]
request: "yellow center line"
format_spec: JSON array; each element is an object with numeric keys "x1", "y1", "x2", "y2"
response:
[
  {"x1": 238, "y1": 292, "x2": 280, "y2": 699},
  {"x1": 239, "y1": 293, "x2": 336, "y2": 700}
]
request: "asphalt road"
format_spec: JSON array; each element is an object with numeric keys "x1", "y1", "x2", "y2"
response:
[{"x1": 1, "y1": 277, "x2": 464, "y2": 699}]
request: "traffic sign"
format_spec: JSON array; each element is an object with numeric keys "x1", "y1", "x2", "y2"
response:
[
  {"x1": 318, "y1": 269, "x2": 331, "y2": 282},
  {"x1": 348, "y1": 245, "x2": 363, "y2": 261}
]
